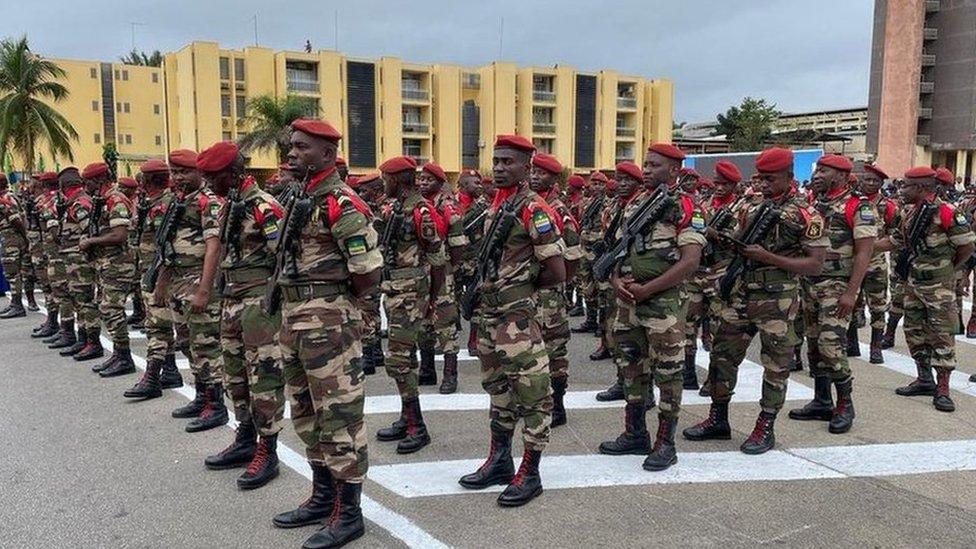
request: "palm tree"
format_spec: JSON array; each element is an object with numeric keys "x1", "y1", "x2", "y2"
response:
[
  {"x1": 0, "y1": 36, "x2": 77, "y2": 172},
  {"x1": 120, "y1": 49, "x2": 163, "y2": 67},
  {"x1": 238, "y1": 94, "x2": 319, "y2": 162}
]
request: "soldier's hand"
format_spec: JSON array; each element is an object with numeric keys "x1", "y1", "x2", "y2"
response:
[
  {"x1": 615, "y1": 275, "x2": 636, "y2": 302},
  {"x1": 837, "y1": 290, "x2": 857, "y2": 319},
  {"x1": 189, "y1": 288, "x2": 210, "y2": 313},
  {"x1": 740, "y1": 244, "x2": 769, "y2": 263},
  {"x1": 78, "y1": 237, "x2": 90, "y2": 252}
]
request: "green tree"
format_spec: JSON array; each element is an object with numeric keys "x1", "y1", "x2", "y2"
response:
[
  {"x1": 238, "y1": 94, "x2": 319, "y2": 162},
  {"x1": 120, "y1": 49, "x2": 163, "y2": 67},
  {"x1": 102, "y1": 142, "x2": 119, "y2": 180},
  {"x1": 0, "y1": 35, "x2": 78, "y2": 172},
  {"x1": 715, "y1": 97, "x2": 781, "y2": 152}
]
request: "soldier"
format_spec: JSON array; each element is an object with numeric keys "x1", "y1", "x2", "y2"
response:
[
  {"x1": 882, "y1": 179, "x2": 907, "y2": 348},
  {"x1": 683, "y1": 148, "x2": 827, "y2": 454},
  {"x1": 350, "y1": 172, "x2": 385, "y2": 375},
  {"x1": 123, "y1": 158, "x2": 185, "y2": 400},
  {"x1": 0, "y1": 174, "x2": 29, "y2": 319},
  {"x1": 529, "y1": 153, "x2": 582, "y2": 426},
  {"x1": 38, "y1": 172, "x2": 73, "y2": 345},
  {"x1": 958, "y1": 180, "x2": 976, "y2": 338},
  {"x1": 938, "y1": 168, "x2": 968, "y2": 335},
  {"x1": 269, "y1": 118, "x2": 379, "y2": 548},
  {"x1": 20, "y1": 178, "x2": 42, "y2": 314},
  {"x1": 565, "y1": 174, "x2": 587, "y2": 317},
  {"x1": 456, "y1": 169, "x2": 488, "y2": 355},
  {"x1": 457, "y1": 135, "x2": 563, "y2": 507},
  {"x1": 875, "y1": 166, "x2": 975, "y2": 411},
  {"x1": 590, "y1": 176, "x2": 619, "y2": 363},
  {"x1": 153, "y1": 149, "x2": 228, "y2": 432},
  {"x1": 196, "y1": 141, "x2": 286, "y2": 490},
  {"x1": 417, "y1": 162, "x2": 466, "y2": 393},
  {"x1": 597, "y1": 143, "x2": 704, "y2": 472},
  {"x1": 335, "y1": 156, "x2": 348, "y2": 182},
  {"x1": 374, "y1": 155, "x2": 445, "y2": 454},
  {"x1": 28, "y1": 175, "x2": 58, "y2": 336},
  {"x1": 120, "y1": 176, "x2": 146, "y2": 329},
  {"x1": 574, "y1": 171, "x2": 608, "y2": 335},
  {"x1": 788, "y1": 155, "x2": 877, "y2": 434}
]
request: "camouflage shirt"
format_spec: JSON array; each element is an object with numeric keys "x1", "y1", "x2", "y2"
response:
[
  {"x1": 458, "y1": 193, "x2": 488, "y2": 264},
  {"x1": 91, "y1": 186, "x2": 133, "y2": 258},
  {"x1": 864, "y1": 192, "x2": 900, "y2": 269},
  {"x1": 579, "y1": 194, "x2": 607, "y2": 246},
  {"x1": 539, "y1": 188, "x2": 582, "y2": 262},
  {"x1": 37, "y1": 190, "x2": 60, "y2": 251},
  {"x1": 381, "y1": 190, "x2": 446, "y2": 294},
  {"x1": 169, "y1": 185, "x2": 223, "y2": 268},
  {"x1": 219, "y1": 176, "x2": 285, "y2": 297},
  {"x1": 431, "y1": 190, "x2": 467, "y2": 256},
  {"x1": 0, "y1": 190, "x2": 25, "y2": 247},
  {"x1": 138, "y1": 188, "x2": 174, "y2": 266},
  {"x1": 889, "y1": 199, "x2": 976, "y2": 282},
  {"x1": 812, "y1": 186, "x2": 878, "y2": 277},
  {"x1": 59, "y1": 185, "x2": 93, "y2": 253}
]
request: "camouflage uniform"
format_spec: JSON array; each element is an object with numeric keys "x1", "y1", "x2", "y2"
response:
[
  {"x1": 420, "y1": 190, "x2": 465, "y2": 357},
  {"x1": 219, "y1": 177, "x2": 286, "y2": 436},
  {"x1": 577, "y1": 194, "x2": 607, "y2": 324},
  {"x1": 91, "y1": 186, "x2": 136, "y2": 350},
  {"x1": 139, "y1": 188, "x2": 179, "y2": 363},
  {"x1": 277, "y1": 167, "x2": 380, "y2": 481},
  {"x1": 0, "y1": 189, "x2": 27, "y2": 304},
  {"x1": 60, "y1": 185, "x2": 98, "y2": 334},
  {"x1": 38, "y1": 190, "x2": 67, "y2": 320},
  {"x1": 857, "y1": 193, "x2": 899, "y2": 360},
  {"x1": 25, "y1": 194, "x2": 48, "y2": 302},
  {"x1": 537, "y1": 189, "x2": 581, "y2": 385}
]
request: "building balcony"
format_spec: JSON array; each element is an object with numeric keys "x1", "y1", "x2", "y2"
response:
[
  {"x1": 616, "y1": 126, "x2": 636, "y2": 138},
  {"x1": 918, "y1": 107, "x2": 933, "y2": 119},
  {"x1": 287, "y1": 80, "x2": 319, "y2": 93},
  {"x1": 533, "y1": 122, "x2": 556, "y2": 134},
  {"x1": 920, "y1": 81, "x2": 935, "y2": 94},
  {"x1": 917, "y1": 134, "x2": 931, "y2": 146},
  {"x1": 409, "y1": 155, "x2": 428, "y2": 165},
  {"x1": 402, "y1": 122, "x2": 430, "y2": 134},
  {"x1": 533, "y1": 90, "x2": 556, "y2": 103},
  {"x1": 921, "y1": 54, "x2": 936, "y2": 66},
  {"x1": 926, "y1": 0, "x2": 940, "y2": 13},
  {"x1": 402, "y1": 89, "x2": 429, "y2": 102},
  {"x1": 615, "y1": 157, "x2": 635, "y2": 165},
  {"x1": 221, "y1": 118, "x2": 230, "y2": 129},
  {"x1": 617, "y1": 97, "x2": 637, "y2": 109},
  {"x1": 923, "y1": 27, "x2": 938, "y2": 41}
]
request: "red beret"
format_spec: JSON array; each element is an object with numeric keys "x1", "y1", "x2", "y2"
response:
[
  {"x1": 290, "y1": 118, "x2": 342, "y2": 142},
  {"x1": 648, "y1": 142, "x2": 686, "y2": 161},
  {"x1": 863, "y1": 163, "x2": 888, "y2": 180},
  {"x1": 461, "y1": 168, "x2": 480, "y2": 178},
  {"x1": 935, "y1": 167, "x2": 955, "y2": 185},
  {"x1": 531, "y1": 153, "x2": 563, "y2": 175},
  {"x1": 590, "y1": 171, "x2": 609, "y2": 183},
  {"x1": 755, "y1": 147, "x2": 794, "y2": 173},
  {"x1": 356, "y1": 172, "x2": 382, "y2": 186},
  {"x1": 714, "y1": 160, "x2": 742, "y2": 183},
  {"x1": 615, "y1": 161, "x2": 643, "y2": 182},
  {"x1": 698, "y1": 177, "x2": 715, "y2": 189},
  {"x1": 421, "y1": 162, "x2": 447, "y2": 182},
  {"x1": 140, "y1": 158, "x2": 169, "y2": 174},
  {"x1": 36, "y1": 172, "x2": 58, "y2": 182},
  {"x1": 379, "y1": 156, "x2": 417, "y2": 174},
  {"x1": 567, "y1": 175, "x2": 586, "y2": 188},
  {"x1": 81, "y1": 162, "x2": 109, "y2": 179},
  {"x1": 58, "y1": 167, "x2": 81, "y2": 181},
  {"x1": 344, "y1": 175, "x2": 359, "y2": 187},
  {"x1": 904, "y1": 166, "x2": 936, "y2": 179},
  {"x1": 168, "y1": 149, "x2": 198, "y2": 169},
  {"x1": 679, "y1": 167, "x2": 700, "y2": 178},
  {"x1": 336, "y1": 156, "x2": 346, "y2": 166},
  {"x1": 197, "y1": 141, "x2": 239, "y2": 173},
  {"x1": 816, "y1": 154, "x2": 853, "y2": 172},
  {"x1": 605, "y1": 178, "x2": 618, "y2": 191},
  {"x1": 494, "y1": 134, "x2": 536, "y2": 153},
  {"x1": 118, "y1": 177, "x2": 138, "y2": 189}
]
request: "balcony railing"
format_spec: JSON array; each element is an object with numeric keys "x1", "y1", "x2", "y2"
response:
[
  {"x1": 287, "y1": 80, "x2": 319, "y2": 93},
  {"x1": 921, "y1": 54, "x2": 936, "y2": 66},
  {"x1": 924, "y1": 27, "x2": 938, "y2": 40},
  {"x1": 616, "y1": 126, "x2": 636, "y2": 137},
  {"x1": 617, "y1": 97, "x2": 637, "y2": 109},
  {"x1": 920, "y1": 81, "x2": 935, "y2": 93},
  {"x1": 402, "y1": 88, "x2": 429, "y2": 101},
  {"x1": 533, "y1": 90, "x2": 556, "y2": 103},
  {"x1": 615, "y1": 156, "x2": 635, "y2": 165},
  {"x1": 407, "y1": 155, "x2": 428, "y2": 165},
  {"x1": 916, "y1": 134, "x2": 931, "y2": 146},
  {"x1": 533, "y1": 122, "x2": 556, "y2": 134},
  {"x1": 402, "y1": 122, "x2": 430, "y2": 134},
  {"x1": 918, "y1": 107, "x2": 933, "y2": 119},
  {"x1": 926, "y1": 0, "x2": 940, "y2": 12}
]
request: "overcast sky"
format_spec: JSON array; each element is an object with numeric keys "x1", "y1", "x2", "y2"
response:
[{"x1": 11, "y1": 0, "x2": 874, "y2": 122}]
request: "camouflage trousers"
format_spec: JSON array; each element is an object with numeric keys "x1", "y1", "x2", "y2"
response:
[
  {"x1": 477, "y1": 300, "x2": 552, "y2": 452},
  {"x1": 221, "y1": 294, "x2": 286, "y2": 436},
  {"x1": 709, "y1": 280, "x2": 799, "y2": 414},
  {"x1": 802, "y1": 277, "x2": 853, "y2": 383},
  {"x1": 31, "y1": 246, "x2": 49, "y2": 294},
  {"x1": 2, "y1": 242, "x2": 26, "y2": 300},
  {"x1": 597, "y1": 281, "x2": 615, "y2": 335},
  {"x1": 279, "y1": 294, "x2": 368, "y2": 482},
  {"x1": 169, "y1": 270, "x2": 222, "y2": 384},
  {"x1": 613, "y1": 289, "x2": 686, "y2": 419},
  {"x1": 360, "y1": 292, "x2": 382, "y2": 349},
  {"x1": 858, "y1": 262, "x2": 889, "y2": 330},
  {"x1": 47, "y1": 255, "x2": 68, "y2": 319},
  {"x1": 683, "y1": 273, "x2": 714, "y2": 354},
  {"x1": 384, "y1": 285, "x2": 427, "y2": 400},
  {"x1": 145, "y1": 288, "x2": 175, "y2": 362},
  {"x1": 65, "y1": 252, "x2": 98, "y2": 331},
  {"x1": 904, "y1": 276, "x2": 959, "y2": 370},
  {"x1": 954, "y1": 270, "x2": 969, "y2": 323},
  {"x1": 421, "y1": 275, "x2": 460, "y2": 355},
  {"x1": 537, "y1": 286, "x2": 570, "y2": 381},
  {"x1": 578, "y1": 252, "x2": 598, "y2": 308},
  {"x1": 95, "y1": 252, "x2": 135, "y2": 347},
  {"x1": 889, "y1": 266, "x2": 905, "y2": 317}
]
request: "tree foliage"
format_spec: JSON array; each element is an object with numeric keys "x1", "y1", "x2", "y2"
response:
[
  {"x1": 715, "y1": 97, "x2": 781, "y2": 152},
  {"x1": 120, "y1": 49, "x2": 163, "y2": 67},
  {"x1": 238, "y1": 94, "x2": 319, "y2": 163}
]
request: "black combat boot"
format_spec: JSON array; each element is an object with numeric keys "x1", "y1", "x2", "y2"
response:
[
  {"x1": 869, "y1": 328, "x2": 884, "y2": 364},
  {"x1": 881, "y1": 314, "x2": 900, "y2": 349},
  {"x1": 25, "y1": 280, "x2": 38, "y2": 312},
  {"x1": 740, "y1": 412, "x2": 776, "y2": 454},
  {"x1": 371, "y1": 341, "x2": 385, "y2": 371},
  {"x1": 467, "y1": 324, "x2": 480, "y2": 357},
  {"x1": 273, "y1": 464, "x2": 336, "y2": 528},
  {"x1": 643, "y1": 415, "x2": 678, "y2": 471},
  {"x1": 123, "y1": 358, "x2": 163, "y2": 400},
  {"x1": 845, "y1": 323, "x2": 860, "y2": 357},
  {"x1": 159, "y1": 354, "x2": 183, "y2": 389},
  {"x1": 595, "y1": 377, "x2": 625, "y2": 402},
  {"x1": 237, "y1": 434, "x2": 279, "y2": 490},
  {"x1": 967, "y1": 313, "x2": 976, "y2": 339},
  {"x1": 459, "y1": 428, "x2": 515, "y2": 489},
  {"x1": 418, "y1": 343, "x2": 437, "y2": 386},
  {"x1": 127, "y1": 293, "x2": 145, "y2": 328},
  {"x1": 360, "y1": 343, "x2": 376, "y2": 376},
  {"x1": 172, "y1": 380, "x2": 207, "y2": 418},
  {"x1": 376, "y1": 401, "x2": 408, "y2": 441},
  {"x1": 895, "y1": 360, "x2": 936, "y2": 396},
  {"x1": 588, "y1": 337, "x2": 612, "y2": 360},
  {"x1": 567, "y1": 295, "x2": 584, "y2": 317},
  {"x1": 0, "y1": 296, "x2": 26, "y2": 318},
  {"x1": 496, "y1": 449, "x2": 543, "y2": 507},
  {"x1": 572, "y1": 305, "x2": 598, "y2": 333},
  {"x1": 682, "y1": 350, "x2": 699, "y2": 390},
  {"x1": 599, "y1": 402, "x2": 650, "y2": 455},
  {"x1": 47, "y1": 320, "x2": 76, "y2": 348},
  {"x1": 700, "y1": 317, "x2": 712, "y2": 352},
  {"x1": 789, "y1": 376, "x2": 834, "y2": 421},
  {"x1": 828, "y1": 379, "x2": 855, "y2": 434},
  {"x1": 682, "y1": 402, "x2": 731, "y2": 441},
  {"x1": 789, "y1": 344, "x2": 804, "y2": 372},
  {"x1": 439, "y1": 352, "x2": 458, "y2": 394},
  {"x1": 185, "y1": 384, "x2": 229, "y2": 432},
  {"x1": 73, "y1": 328, "x2": 104, "y2": 361},
  {"x1": 205, "y1": 422, "x2": 257, "y2": 470},
  {"x1": 395, "y1": 399, "x2": 431, "y2": 454},
  {"x1": 302, "y1": 481, "x2": 365, "y2": 549},
  {"x1": 32, "y1": 309, "x2": 58, "y2": 338},
  {"x1": 99, "y1": 347, "x2": 135, "y2": 376},
  {"x1": 92, "y1": 350, "x2": 119, "y2": 373},
  {"x1": 551, "y1": 377, "x2": 567, "y2": 427},
  {"x1": 59, "y1": 326, "x2": 88, "y2": 356},
  {"x1": 933, "y1": 368, "x2": 956, "y2": 412}
]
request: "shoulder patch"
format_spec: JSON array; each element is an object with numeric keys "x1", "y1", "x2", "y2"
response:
[
  {"x1": 690, "y1": 210, "x2": 706, "y2": 230},
  {"x1": 805, "y1": 213, "x2": 824, "y2": 239},
  {"x1": 858, "y1": 203, "x2": 874, "y2": 223},
  {"x1": 345, "y1": 234, "x2": 368, "y2": 256},
  {"x1": 532, "y1": 209, "x2": 553, "y2": 234}
]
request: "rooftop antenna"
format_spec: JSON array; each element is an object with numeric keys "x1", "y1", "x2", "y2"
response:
[
  {"x1": 252, "y1": 14, "x2": 259, "y2": 46},
  {"x1": 334, "y1": 10, "x2": 339, "y2": 50},
  {"x1": 498, "y1": 17, "x2": 504, "y2": 58},
  {"x1": 129, "y1": 22, "x2": 146, "y2": 50}
]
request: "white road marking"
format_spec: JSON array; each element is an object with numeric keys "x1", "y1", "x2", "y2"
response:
[
  {"x1": 858, "y1": 342, "x2": 976, "y2": 397},
  {"x1": 369, "y1": 438, "x2": 976, "y2": 498}
]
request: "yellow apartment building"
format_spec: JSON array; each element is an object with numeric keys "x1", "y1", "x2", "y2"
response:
[{"x1": 36, "y1": 41, "x2": 674, "y2": 177}]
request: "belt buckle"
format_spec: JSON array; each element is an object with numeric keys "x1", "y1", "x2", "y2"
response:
[{"x1": 300, "y1": 285, "x2": 313, "y2": 298}]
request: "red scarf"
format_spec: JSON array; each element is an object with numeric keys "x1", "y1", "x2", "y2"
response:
[
  {"x1": 457, "y1": 190, "x2": 473, "y2": 211},
  {"x1": 305, "y1": 166, "x2": 338, "y2": 193},
  {"x1": 491, "y1": 184, "x2": 519, "y2": 211}
]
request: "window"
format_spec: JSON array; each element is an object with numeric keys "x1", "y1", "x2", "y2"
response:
[
  {"x1": 234, "y1": 58, "x2": 245, "y2": 81},
  {"x1": 123, "y1": 102, "x2": 130, "y2": 113},
  {"x1": 122, "y1": 70, "x2": 129, "y2": 81},
  {"x1": 285, "y1": 61, "x2": 318, "y2": 92},
  {"x1": 153, "y1": 104, "x2": 160, "y2": 115},
  {"x1": 90, "y1": 67, "x2": 97, "y2": 79},
  {"x1": 116, "y1": 102, "x2": 121, "y2": 112},
  {"x1": 219, "y1": 57, "x2": 230, "y2": 80},
  {"x1": 221, "y1": 95, "x2": 231, "y2": 117},
  {"x1": 125, "y1": 134, "x2": 132, "y2": 145},
  {"x1": 222, "y1": 131, "x2": 232, "y2": 141},
  {"x1": 235, "y1": 95, "x2": 246, "y2": 117},
  {"x1": 155, "y1": 135, "x2": 162, "y2": 146},
  {"x1": 93, "y1": 133, "x2": 101, "y2": 144},
  {"x1": 151, "y1": 72, "x2": 158, "y2": 83},
  {"x1": 114, "y1": 69, "x2": 120, "y2": 80},
  {"x1": 91, "y1": 100, "x2": 98, "y2": 111}
]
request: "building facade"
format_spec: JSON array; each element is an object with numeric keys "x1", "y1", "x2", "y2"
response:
[{"x1": 37, "y1": 41, "x2": 674, "y2": 177}]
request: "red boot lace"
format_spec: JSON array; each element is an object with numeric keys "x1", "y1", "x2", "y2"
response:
[
  {"x1": 244, "y1": 440, "x2": 270, "y2": 476},
  {"x1": 745, "y1": 416, "x2": 772, "y2": 445},
  {"x1": 651, "y1": 420, "x2": 669, "y2": 451},
  {"x1": 937, "y1": 372, "x2": 951, "y2": 396},
  {"x1": 509, "y1": 455, "x2": 531, "y2": 487},
  {"x1": 326, "y1": 485, "x2": 342, "y2": 527},
  {"x1": 477, "y1": 440, "x2": 497, "y2": 473},
  {"x1": 834, "y1": 398, "x2": 847, "y2": 416}
]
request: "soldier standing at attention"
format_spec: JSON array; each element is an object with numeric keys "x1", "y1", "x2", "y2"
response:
[
  {"x1": 456, "y1": 169, "x2": 488, "y2": 355},
  {"x1": 30, "y1": 175, "x2": 60, "y2": 337},
  {"x1": 350, "y1": 172, "x2": 385, "y2": 375},
  {"x1": 194, "y1": 141, "x2": 287, "y2": 490},
  {"x1": 457, "y1": 135, "x2": 564, "y2": 507},
  {"x1": 38, "y1": 172, "x2": 72, "y2": 345},
  {"x1": 574, "y1": 171, "x2": 608, "y2": 335},
  {"x1": 875, "y1": 167, "x2": 975, "y2": 411},
  {"x1": 565, "y1": 174, "x2": 587, "y2": 316},
  {"x1": 374, "y1": 155, "x2": 445, "y2": 454},
  {"x1": 0, "y1": 174, "x2": 29, "y2": 319},
  {"x1": 269, "y1": 119, "x2": 380, "y2": 548},
  {"x1": 789, "y1": 155, "x2": 877, "y2": 434},
  {"x1": 121, "y1": 175, "x2": 146, "y2": 329},
  {"x1": 529, "y1": 152, "x2": 582, "y2": 426},
  {"x1": 683, "y1": 148, "x2": 826, "y2": 454},
  {"x1": 55, "y1": 167, "x2": 100, "y2": 359},
  {"x1": 154, "y1": 150, "x2": 229, "y2": 433},
  {"x1": 598, "y1": 143, "x2": 704, "y2": 472}
]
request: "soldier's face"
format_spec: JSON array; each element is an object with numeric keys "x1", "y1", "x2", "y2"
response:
[
  {"x1": 207, "y1": 170, "x2": 236, "y2": 197},
  {"x1": 757, "y1": 170, "x2": 792, "y2": 198},
  {"x1": 589, "y1": 180, "x2": 604, "y2": 196},
  {"x1": 416, "y1": 172, "x2": 441, "y2": 196},
  {"x1": 714, "y1": 178, "x2": 735, "y2": 199},
  {"x1": 899, "y1": 178, "x2": 932, "y2": 204},
  {"x1": 858, "y1": 172, "x2": 883, "y2": 196},
  {"x1": 643, "y1": 152, "x2": 677, "y2": 189},
  {"x1": 492, "y1": 148, "x2": 529, "y2": 188},
  {"x1": 679, "y1": 174, "x2": 698, "y2": 193},
  {"x1": 529, "y1": 166, "x2": 556, "y2": 193},
  {"x1": 459, "y1": 175, "x2": 482, "y2": 198},
  {"x1": 615, "y1": 174, "x2": 639, "y2": 198},
  {"x1": 288, "y1": 130, "x2": 333, "y2": 176},
  {"x1": 171, "y1": 166, "x2": 201, "y2": 193},
  {"x1": 337, "y1": 164, "x2": 348, "y2": 181}
]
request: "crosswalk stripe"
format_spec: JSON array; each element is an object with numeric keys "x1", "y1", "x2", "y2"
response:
[{"x1": 858, "y1": 342, "x2": 976, "y2": 397}]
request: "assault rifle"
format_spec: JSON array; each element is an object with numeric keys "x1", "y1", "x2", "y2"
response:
[
  {"x1": 462, "y1": 206, "x2": 488, "y2": 241},
  {"x1": 141, "y1": 197, "x2": 186, "y2": 292},
  {"x1": 894, "y1": 202, "x2": 937, "y2": 281},
  {"x1": 592, "y1": 190, "x2": 673, "y2": 282},
  {"x1": 134, "y1": 197, "x2": 150, "y2": 245},
  {"x1": 591, "y1": 207, "x2": 625, "y2": 266},
  {"x1": 460, "y1": 198, "x2": 520, "y2": 320},
  {"x1": 717, "y1": 201, "x2": 781, "y2": 301},
  {"x1": 85, "y1": 195, "x2": 106, "y2": 260},
  {"x1": 579, "y1": 196, "x2": 604, "y2": 233},
  {"x1": 380, "y1": 201, "x2": 405, "y2": 282},
  {"x1": 216, "y1": 189, "x2": 247, "y2": 295},
  {"x1": 263, "y1": 171, "x2": 312, "y2": 314}
]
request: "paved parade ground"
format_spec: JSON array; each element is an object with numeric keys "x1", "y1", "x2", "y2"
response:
[{"x1": 5, "y1": 299, "x2": 976, "y2": 548}]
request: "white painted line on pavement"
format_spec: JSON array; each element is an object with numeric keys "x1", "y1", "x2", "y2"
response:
[
  {"x1": 369, "y1": 438, "x2": 976, "y2": 498},
  {"x1": 858, "y1": 342, "x2": 976, "y2": 397}
]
